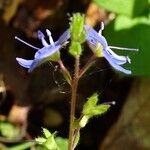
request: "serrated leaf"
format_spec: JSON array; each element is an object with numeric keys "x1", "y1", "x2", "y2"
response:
[{"x1": 94, "y1": 0, "x2": 149, "y2": 17}]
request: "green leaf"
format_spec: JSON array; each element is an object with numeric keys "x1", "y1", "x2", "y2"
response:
[
  {"x1": 94, "y1": 0, "x2": 149, "y2": 17},
  {"x1": 55, "y1": 137, "x2": 68, "y2": 150},
  {"x1": 0, "y1": 122, "x2": 20, "y2": 139},
  {"x1": 104, "y1": 15, "x2": 150, "y2": 76}
]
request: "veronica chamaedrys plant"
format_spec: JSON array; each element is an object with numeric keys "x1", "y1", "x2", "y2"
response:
[
  {"x1": 15, "y1": 13, "x2": 138, "y2": 150},
  {"x1": 85, "y1": 22, "x2": 138, "y2": 74},
  {"x1": 15, "y1": 29, "x2": 70, "y2": 72}
]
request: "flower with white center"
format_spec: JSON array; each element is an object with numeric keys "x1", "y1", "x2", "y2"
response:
[
  {"x1": 16, "y1": 29, "x2": 70, "y2": 72},
  {"x1": 85, "y1": 22, "x2": 138, "y2": 74}
]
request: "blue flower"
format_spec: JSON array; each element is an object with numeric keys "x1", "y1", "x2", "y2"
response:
[
  {"x1": 16, "y1": 23, "x2": 138, "y2": 74},
  {"x1": 85, "y1": 23, "x2": 138, "y2": 74},
  {"x1": 16, "y1": 29, "x2": 70, "y2": 72}
]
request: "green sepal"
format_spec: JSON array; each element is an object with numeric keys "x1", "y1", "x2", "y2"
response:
[
  {"x1": 95, "y1": 43, "x2": 103, "y2": 57},
  {"x1": 89, "y1": 42, "x2": 103, "y2": 57},
  {"x1": 69, "y1": 42, "x2": 82, "y2": 57},
  {"x1": 49, "y1": 51, "x2": 60, "y2": 62}
]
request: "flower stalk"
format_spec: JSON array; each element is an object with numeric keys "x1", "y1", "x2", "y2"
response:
[{"x1": 14, "y1": 13, "x2": 138, "y2": 150}]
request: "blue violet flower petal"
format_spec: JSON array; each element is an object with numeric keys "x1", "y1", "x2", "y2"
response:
[{"x1": 16, "y1": 29, "x2": 69, "y2": 72}]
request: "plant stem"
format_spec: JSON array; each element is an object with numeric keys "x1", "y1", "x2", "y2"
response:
[
  {"x1": 68, "y1": 58, "x2": 79, "y2": 150},
  {"x1": 79, "y1": 55, "x2": 96, "y2": 78}
]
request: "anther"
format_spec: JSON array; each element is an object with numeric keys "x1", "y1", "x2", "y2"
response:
[
  {"x1": 98, "y1": 22, "x2": 104, "y2": 35},
  {"x1": 46, "y1": 29, "x2": 55, "y2": 46}
]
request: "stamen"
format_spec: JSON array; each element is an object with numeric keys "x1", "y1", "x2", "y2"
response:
[
  {"x1": 109, "y1": 46, "x2": 138, "y2": 51},
  {"x1": 37, "y1": 31, "x2": 49, "y2": 47},
  {"x1": 98, "y1": 22, "x2": 104, "y2": 35},
  {"x1": 46, "y1": 29, "x2": 55, "y2": 46},
  {"x1": 15, "y1": 36, "x2": 40, "y2": 50}
]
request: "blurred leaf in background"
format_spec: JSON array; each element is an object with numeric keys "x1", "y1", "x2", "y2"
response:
[
  {"x1": 0, "y1": 121, "x2": 20, "y2": 139},
  {"x1": 104, "y1": 15, "x2": 150, "y2": 76},
  {"x1": 93, "y1": 0, "x2": 150, "y2": 76},
  {"x1": 94, "y1": 0, "x2": 149, "y2": 17}
]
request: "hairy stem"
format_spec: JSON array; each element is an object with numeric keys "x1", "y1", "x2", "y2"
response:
[
  {"x1": 68, "y1": 58, "x2": 79, "y2": 150},
  {"x1": 79, "y1": 55, "x2": 96, "y2": 78}
]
